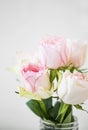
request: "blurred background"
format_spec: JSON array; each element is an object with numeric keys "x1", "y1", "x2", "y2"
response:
[{"x1": 0, "y1": 0, "x2": 88, "y2": 129}]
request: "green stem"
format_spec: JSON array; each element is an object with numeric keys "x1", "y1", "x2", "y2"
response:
[
  {"x1": 55, "y1": 102, "x2": 70, "y2": 123},
  {"x1": 59, "y1": 104, "x2": 69, "y2": 123}
]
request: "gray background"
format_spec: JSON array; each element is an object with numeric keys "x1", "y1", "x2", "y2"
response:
[{"x1": 0, "y1": 0, "x2": 88, "y2": 129}]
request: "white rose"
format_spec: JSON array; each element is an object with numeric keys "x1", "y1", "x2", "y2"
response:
[
  {"x1": 67, "y1": 39, "x2": 87, "y2": 67},
  {"x1": 58, "y1": 70, "x2": 88, "y2": 105}
]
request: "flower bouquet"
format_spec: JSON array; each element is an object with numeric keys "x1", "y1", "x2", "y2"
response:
[{"x1": 14, "y1": 36, "x2": 88, "y2": 130}]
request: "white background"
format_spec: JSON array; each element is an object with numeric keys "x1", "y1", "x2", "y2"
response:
[{"x1": 0, "y1": 0, "x2": 88, "y2": 129}]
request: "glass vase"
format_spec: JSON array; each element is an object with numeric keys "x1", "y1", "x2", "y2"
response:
[{"x1": 40, "y1": 116, "x2": 79, "y2": 130}]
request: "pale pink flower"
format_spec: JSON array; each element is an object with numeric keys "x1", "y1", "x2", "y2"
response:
[
  {"x1": 21, "y1": 63, "x2": 51, "y2": 99},
  {"x1": 39, "y1": 36, "x2": 70, "y2": 69},
  {"x1": 58, "y1": 70, "x2": 88, "y2": 104}
]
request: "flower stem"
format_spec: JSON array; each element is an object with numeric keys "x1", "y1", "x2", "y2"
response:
[{"x1": 59, "y1": 104, "x2": 69, "y2": 123}]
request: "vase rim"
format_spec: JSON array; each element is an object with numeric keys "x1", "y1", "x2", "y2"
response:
[{"x1": 41, "y1": 115, "x2": 78, "y2": 126}]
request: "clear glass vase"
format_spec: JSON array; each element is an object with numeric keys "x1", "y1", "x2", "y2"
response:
[{"x1": 40, "y1": 116, "x2": 79, "y2": 130}]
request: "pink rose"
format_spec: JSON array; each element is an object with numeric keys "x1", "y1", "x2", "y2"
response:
[
  {"x1": 67, "y1": 39, "x2": 87, "y2": 67},
  {"x1": 39, "y1": 36, "x2": 70, "y2": 69},
  {"x1": 20, "y1": 63, "x2": 51, "y2": 99},
  {"x1": 58, "y1": 70, "x2": 88, "y2": 104}
]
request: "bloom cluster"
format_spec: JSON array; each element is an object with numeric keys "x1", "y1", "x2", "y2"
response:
[{"x1": 16, "y1": 36, "x2": 88, "y2": 105}]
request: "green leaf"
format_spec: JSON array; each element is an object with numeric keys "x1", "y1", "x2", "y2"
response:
[
  {"x1": 63, "y1": 112, "x2": 72, "y2": 123},
  {"x1": 26, "y1": 100, "x2": 45, "y2": 118},
  {"x1": 40, "y1": 97, "x2": 53, "y2": 120},
  {"x1": 39, "y1": 100, "x2": 48, "y2": 119},
  {"x1": 64, "y1": 105, "x2": 73, "y2": 122},
  {"x1": 74, "y1": 104, "x2": 83, "y2": 110},
  {"x1": 74, "y1": 104, "x2": 88, "y2": 113},
  {"x1": 58, "y1": 105, "x2": 74, "y2": 124},
  {"x1": 49, "y1": 101, "x2": 61, "y2": 122},
  {"x1": 42, "y1": 97, "x2": 52, "y2": 111}
]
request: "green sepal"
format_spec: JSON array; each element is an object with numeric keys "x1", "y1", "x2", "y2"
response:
[
  {"x1": 19, "y1": 87, "x2": 41, "y2": 100},
  {"x1": 50, "y1": 69, "x2": 58, "y2": 83}
]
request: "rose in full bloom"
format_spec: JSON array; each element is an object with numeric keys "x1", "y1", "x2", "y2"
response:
[
  {"x1": 39, "y1": 36, "x2": 70, "y2": 69},
  {"x1": 20, "y1": 63, "x2": 51, "y2": 100},
  {"x1": 67, "y1": 39, "x2": 87, "y2": 67},
  {"x1": 58, "y1": 70, "x2": 88, "y2": 105}
]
